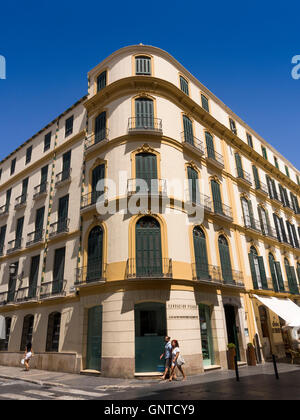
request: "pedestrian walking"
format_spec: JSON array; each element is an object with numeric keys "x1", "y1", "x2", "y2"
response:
[
  {"x1": 169, "y1": 340, "x2": 186, "y2": 382},
  {"x1": 160, "y1": 336, "x2": 172, "y2": 380},
  {"x1": 22, "y1": 342, "x2": 33, "y2": 372}
]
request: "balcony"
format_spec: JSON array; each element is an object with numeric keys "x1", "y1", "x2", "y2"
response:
[
  {"x1": 127, "y1": 179, "x2": 167, "y2": 197},
  {"x1": 0, "y1": 291, "x2": 8, "y2": 306},
  {"x1": 33, "y1": 183, "x2": 48, "y2": 200},
  {"x1": 184, "y1": 190, "x2": 213, "y2": 213},
  {"x1": 128, "y1": 117, "x2": 163, "y2": 135},
  {"x1": 15, "y1": 286, "x2": 38, "y2": 303},
  {"x1": 49, "y1": 219, "x2": 70, "y2": 238},
  {"x1": 212, "y1": 201, "x2": 233, "y2": 221},
  {"x1": 243, "y1": 215, "x2": 261, "y2": 233},
  {"x1": 205, "y1": 147, "x2": 224, "y2": 169},
  {"x1": 0, "y1": 204, "x2": 9, "y2": 218},
  {"x1": 126, "y1": 258, "x2": 173, "y2": 279},
  {"x1": 85, "y1": 130, "x2": 109, "y2": 152},
  {"x1": 39, "y1": 280, "x2": 67, "y2": 299},
  {"x1": 75, "y1": 263, "x2": 107, "y2": 286},
  {"x1": 181, "y1": 132, "x2": 204, "y2": 155},
  {"x1": 55, "y1": 168, "x2": 72, "y2": 188},
  {"x1": 15, "y1": 194, "x2": 27, "y2": 210},
  {"x1": 255, "y1": 181, "x2": 269, "y2": 197},
  {"x1": 236, "y1": 168, "x2": 252, "y2": 187},
  {"x1": 252, "y1": 277, "x2": 281, "y2": 293},
  {"x1": 260, "y1": 224, "x2": 278, "y2": 240},
  {"x1": 7, "y1": 238, "x2": 23, "y2": 254},
  {"x1": 192, "y1": 262, "x2": 244, "y2": 288},
  {"x1": 26, "y1": 230, "x2": 44, "y2": 247},
  {"x1": 0, "y1": 246, "x2": 4, "y2": 257},
  {"x1": 81, "y1": 191, "x2": 107, "y2": 211}
]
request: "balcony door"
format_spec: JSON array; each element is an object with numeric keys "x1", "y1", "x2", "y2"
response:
[
  {"x1": 95, "y1": 112, "x2": 106, "y2": 143},
  {"x1": 136, "y1": 217, "x2": 162, "y2": 277},
  {"x1": 211, "y1": 180, "x2": 223, "y2": 214},
  {"x1": 205, "y1": 132, "x2": 215, "y2": 159},
  {"x1": 136, "y1": 153, "x2": 157, "y2": 193},
  {"x1": 183, "y1": 115, "x2": 194, "y2": 145},
  {"x1": 53, "y1": 247, "x2": 65, "y2": 295},
  {"x1": 218, "y1": 235, "x2": 233, "y2": 284},
  {"x1": 35, "y1": 207, "x2": 45, "y2": 242},
  {"x1": 187, "y1": 167, "x2": 199, "y2": 204},
  {"x1": 87, "y1": 226, "x2": 103, "y2": 282},
  {"x1": 135, "y1": 98, "x2": 154, "y2": 129},
  {"x1": 28, "y1": 255, "x2": 40, "y2": 299},
  {"x1": 8, "y1": 262, "x2": 18, "y2": 303},
  {"x1": 58, "y1": 195, "x2": 69, "y2": 233},
  {"x1": 92, "y1": 164, "x2": 105, "y2": 204},
  {"x1": 193, "y1": 227, "x2": 209, "y2": 279}
]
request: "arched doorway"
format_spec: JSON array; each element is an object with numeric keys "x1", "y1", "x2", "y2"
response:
[
  {"x1": 86, "y1": 306, "x2": 103, "y2": 371},
  {"x1": 224, "y1": 304, "x2": 240, "y2": 361},
  {"x1": 134, "y1": 302, "x2": 166, "y2": 373},
  {"x1": 258, "y1": 306, "x2": 271, "y2": 359},
  {"x1": 193, "y1": 227, "x2": 209, "y2": 279},
  {"x1": 136, "y1": 217, "x2": 162, "y2": 277},
  {"x1": 87, "y1": 226, "x2": 103, "y2": 282}
]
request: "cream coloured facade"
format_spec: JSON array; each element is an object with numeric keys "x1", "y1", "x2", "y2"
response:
[{"x1": 0, "y1": 45, "x2": 299, "y2": 378}]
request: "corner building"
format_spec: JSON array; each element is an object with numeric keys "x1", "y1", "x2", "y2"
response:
[{"x1": 0, "y1": 45, "x2": 300, "y2": 378}]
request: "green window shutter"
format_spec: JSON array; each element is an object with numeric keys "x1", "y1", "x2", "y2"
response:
[
  {"x1": 219, "y1": 239, "x2": 233, "y2": 284},
  {"x1": 279, "y1": 184, "x2": 285, "y2": 204},
  {"x1": 274, "y1": 262, "x2": 285, "y2": 292},
  {"x1": 97, "y1": 71, "x2": 107, "y2": 92},
  {"x1": 16, "y1": 217, "x2": 24, "y2": 246},
  {"x1": 211, "y1": 180, "x2": 223, "y2": 214},
  {"x1": 135, "y1": 57, "x2": 151, "y2": 75},
  {"x1": 269, "y1": 255, "x2": 279, "y2": 292},
  {"x1": 183, "y1": 116, "x2": 194, "y2": 145},
  {"x1": 136, "y1": 153, "x2": 157, "y2": 193},
  {"x1": 28, "y1": 255, "x2": 40, "y2": 298},
  {"x1": 286, "y1": 222, "x2": 294, "y2": 247},
  {"x1": 62, "y1": 151, "x2": 71, "y2": 175},
  {"x1": 289, "y1": 267, "x2": 299, "y2": 294},
  {"x1": 235, "y1": 153, "x2": 243, "y2": 178},
  {"x1": 180, "y1": 76, "x2": 189, "y2": 95},
  {"x1": 258, "y1": 206, "x2": 266, "y2": 235},
  {"x1": 41, "y1": 166, "x2": 48, "y2": 192},
  {"x1": 53, "y1": 248, "x2": 65, "y2": 294},
  {"x1": 271, "y1": 179, "x2": 279, "y2": 200},
  {"x1": 266, "y1": 176, "x2": 273, "y2": 198},
  {"x1": 252, "y1": 166, "x2": 260, "y2": 189},
  {"x1": 257, "y1": 256, "x2": 268, "y2": 290},
  {"x1": 279, "y1": 218, "x2": 288, "y2": 243},
  {"x1": 249, "y1": 252, "x2": 258, "y2": 289},
  {"x1": 95, "y1": 112, "x2": 106, "y2": 143},
  {"x1": 87, "y1": 227, "x2": 103, "y2": 281},
  {"x1": 135, "y1": 98, "x2": 154, "y2": 128},
  {"x1": 92, "y1": 164, "x2": 105, "y2": 203},
  {"x1": 205, "y1": 132, "x2": 215, "y2": 159},
  {"x1": 58, "y1": 195, "x2": 69, "y2": 232},
  {"x1": 297, "y1": 264, "x2": 300, "y2": 283},
  {"x1": 273, "y1": 214, "x2": 281, "y2": 242},
  {"x1": 136, "y1": 217, "x2": 162, "y2": 276},
  {"x1": 291, "y1": 224, "x2": 299, "y2": 248},
  {"x1": 283, "y1": 189, "x2": 290, "y2": 207},
  {"x1": 86, "y1": 306, "x2": 103, "y2": 371},
  {"x1": 193, "y1": 228, "x2": 209, "y2": 279},
  {"x1": 0, "y1": 225, "x2": 7, "y2": 254},
  {"x1": 35, "y1": 207, "x2": 45, "y2": 241},
  {"x1": 248, "y1": 200, "x2": 255, "y2": 229},
  {"x1": 201, "y1": 94, "x2": 209, "y2": 112},
  {"x1": 188, "y1": 167, "x2": 199, "y2": 204}
]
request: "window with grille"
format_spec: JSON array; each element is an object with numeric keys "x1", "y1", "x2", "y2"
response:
[{"x1": 135, "y1": 56, "x2": 151, "y2": 75}]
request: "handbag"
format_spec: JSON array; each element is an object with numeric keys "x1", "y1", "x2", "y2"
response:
[
  {"x1": 177, "y1": 354, "x2": 185, "y2": 366},
  {"x1": 21, "y1": 359, "x2": 25, "y2": 365}
]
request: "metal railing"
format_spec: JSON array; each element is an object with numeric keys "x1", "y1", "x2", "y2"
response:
[
  {"x1": 7, "y1": 238, "x2": 23, "y2": 254},
  {"x1": 15, "y1": 286, "x2": 38, "y2": 303},
  {"x1": 0, "y1": 204, "x2": 9, "y2": 217},
  {"x1": 236, "y1": 168, "x2": 252, "y2": 184},
  {"x1": 127, "y1": 178, "x2": 167, "y2": 196},
  {"x1": 181, "y1": 132, "x2": 205, "y2": 154},
  {"x1": 39, "y1": 280, "x2": 67, "y2": 299},
  {"x1": 81, "y1": 191, "x2": 107, "y2": 209},
  {"x1": 255, "y1": 181, "x2": 269, "y2": 196},
  {"x1": 15, "y1": 194, "x2": 27, "y2": 209},
  {"x1": 206, "y1": 147, "x2": 224, "y2": 167},
  {"x1": 85, "y1": 130, "x2": 109, "y2": 151},
  {"x1": 128, "y1": 117, "x2": 163, "y2": 133},
  {"x1": 213, "y1": 201, "x2": 233, "y2": 219},
  {"x1": 55, "y1": 168, "x2": 72, "y2": 185},
  {"x1": 260, "y1": 223, "x2": 277, "y2": 239},
  {"x1": 185, "y1": 189, "x2": 213, "y2": 212},
  {"x1": 0, "y1": 291, "x2": 8, "y2": 306},
  {"x1": 33, "y1": 182, "x2": 48, "y2": 198},
  {"x1": 243, "y1": 216, "x2": 261, "y2": 232},
  {"x1": 75, "y1": 263, "x2": 107, "y2": 285},
  {"x1": 49, "y1": 219, "x2": 70, "y2": 237},
  {"x1": 26, "y1": 230, "x2": 44, "y2": 247},
  {"x1": 192, "y1": 262, "x2": 244, "y2": 287},
  {"x1": 0, "y1": 246, "x2": 4, "y2": 257},
  {"x1": 126, "y1": 258, "x2": 173, "y2": 279}
]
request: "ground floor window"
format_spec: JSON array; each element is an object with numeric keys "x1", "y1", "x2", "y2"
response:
[
  {"x1": 199, "y1": 304, "x2": 214, "y2": 366},
  {"x1": 46, "y1": 312, "x2": 61, "y2": 352}
]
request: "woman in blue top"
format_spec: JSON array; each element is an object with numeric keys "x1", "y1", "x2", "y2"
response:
[{"x1": 160, "y1": 336, "x2": 172, "y2": 380}]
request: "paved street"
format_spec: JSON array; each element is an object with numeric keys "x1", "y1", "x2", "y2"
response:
[{"x1": 0, "y1": 363, "x2": 300, "y2": 400}]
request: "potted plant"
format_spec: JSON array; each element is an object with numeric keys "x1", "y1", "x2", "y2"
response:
[
  {"x1": 246, "y1": 343, "x2": 257, "y2": 366},
  {"x1": 227, "y1": 343, "x2": 236, "y2": 370}
]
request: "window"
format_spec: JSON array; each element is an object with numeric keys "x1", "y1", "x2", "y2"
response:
[
  {"x1": 25, "y1": 146, "x2": 32, "y2": 165},
  {"x1": 273, "y1": 214, "x2": 288, "y2": 243},
  {"x1": 136, "y1": 217, "x2": 162, "y2": 277},
  {"x1": 274, "y1": 156, "x2": 279, "y2": 169},
  {"x1": 8, "y1": 262, "x2": 18, "y2": 303},
  {"x1": 268, "y1": 254, "x2": 285, "y2": 292},
  {"x1": 20, "y1": 315, "x2": 34, "y2": 351},
  {"x1": 248, "y1": 246, "x2": 268, "y2": 290},
  {"x1": 135, "y1": 56, "x2": 151, "y2": 75},
  {"x1": 0, "y1": 317, "x2": 11, "y2": 351},
  {"x1": 279, "y1": 184, "x2": 290, "y2": 207},
  {"x1": 252, "y1": 166, "x2": 260, "y2": 190},
  {"x1": 285, "y1": 165, "x2": 290, "y2": 178},
  {"x1": 284, "y1": 258, "x2": 299, "y2": 295},
  {"x1": 0, "y1": 225, "x2": 6, "y2": 256},
  {"x1": 266, "y1": 176, "x2": 278, "y2": 200},
  {"x1": 180, "y1": 76, "x2": 189, "y2": 95},
  {"x1": 20, "y1": 178, "x2": 28, "y2": 204},
  {"x1": 15, "y1": 216, "x2": 24, "y2": 249},
  {"x1": 5, "y1": 189, "x2": 11, "y2": 212},
  {"x1": 94, "y1": 112, "x2": 107, "y2": 143},
  {"x1": 290, "y1": 193, "x2": 300, "y2": 214},
  {"x1": 241, "y1": 198, "x2": 255, "y2": 229},
  {"x1": 187, "y1": 167, "x2": 199, "y2": 204},
  {"x1": 34, "y1": 207, "x2": 45, "y2": 242},
  {"x1": 44, "y1": 132, "x2": 51, "y2": 152},
  {"x1": 182, "y1": 115, "x2": 194, "y2": 145},
  {"x1": 87, "y1": 226, "x2": 104, "y2": 282},
  {"x1": 91, "y1": 164, "x2": 105, "y2": 204},
  {"x1": 135, "y1": 153, "x2": 157, "y2": 193},
  {"x1": 65, "y1": 115, "x2": 74, "y2": 137},
  {"x1": 261, "y1": 146, "x2": 268, "y2": 160},
  {"x1": 235, "y1": 153, "x2": 244, "y2": 179},
  {"x1": 193, "y1": 227, "x2": 209, "y2": 279},
  {"x1": 211, "y1": 179, "x2": 223, "y2": 214},
  {"x1": 62, "y1": 150, "x2": 71, "y2": 180},
  {"x1": 53, "y1": 248, "x2": 66, "y2": 295},
  {"x1": 46, "y1": 312, "x2": 61, "y2": 352},
  {"x1": 58, "y1": 195, "x2": 69, "y2": 233},
  {"x1": 135, "y1": 97, "x2": 154, "y2": 129},
  {"x1": 205, "y1": 132, "x2": 215, "y2": 159},
  {"x1": 10, "y1": 158, "x2": 16, "y2": 175},
  {"x1": 229, "y1": 118, "x2": 237, "y2": 135},
  {"x1": 286, "y1": 221, "x2": 299, "y2": 248},
  {"x1": 201, "y1": 94, "x2": 209, "y2": 112},
  {"x1": 218, "y1": 235, "x2": 233, "y2": 284},
  {"x1": 28, "y1": 255, "x2": 40, "y2": 299},
  {"x1": 297, "y1": 175, "x2": 300, "y2": 186},
  {"x1": 257, "y1": 206, "x2": 270, "y2": 236},
  {"x1": 246, "y1": 133, "x2": 253, "y2": 148},
  {"x1": 97, "y1": 71, "x2": 107, "y2": 92},
  {"x1": 40, "y1": 165, "x2": 48, "y2": 193}
]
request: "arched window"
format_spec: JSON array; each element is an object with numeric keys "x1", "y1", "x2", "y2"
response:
[
  {"x1": 135, "y1": 56, "x2": 151, "y2": 75},
  {"x1": 241, "y1": 197, "x2": 255, "y2": 229},
  {"x1": 135, "y1": 98, "x2": 154, "y2": 129},
  {"x1": 91, "y1": 164, "x2": 105, "y2": 205},
  {"x1": 248, "y1": 246, "x2": 268, "y2": 290},
  {"x1": 193, "y1": 227, "x2": 209, "y2": 280},
  {"x1": 268, "y1": 253, "x2": 285, "y2": 292},
  {"x1": 284, "y1": 258, "x2": 299, "y2": 295},
  {"x1": 218, "y1": 235, "x2": 233, "y2": 284},
  {"x1": 258, "y1": 206, "x2": 269, "y2": 236},
  {"x1": 182, "y1": 115, "x2": 194, "y2": 145},
  {"x1": 211, "y1": 179, "x2": 223, "y2": 214},
  {"x1": 136, "y1": 217, "x2": 162, "y2": 277},
  {"x1": 205, "y1": 132, "x2": 215, "y2": 159},
  {"x1": 20, "y1": 315, "x2": 34, "y2": 351},
  {"x1": 46, "y1": 312, "x2": 61, "y2": 352},
  {"x1": 187, "y1": 167, "x2": 199, "y2": 204},
  {"x1": 0, "y1": 317, "x2": 11, "y2": 351},
  {"x1": 87, "y1": 226, "x2": 104, "y2": 282},
  {"x1": 136, "y1": 153, "x2": 158, "y2": 193},
  {"x1": 94, "y1": 111, "x2": 107, "y2": 143}
]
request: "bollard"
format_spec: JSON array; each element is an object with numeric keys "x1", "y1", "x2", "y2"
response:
[
  {"x1": 272, "y1": 354, "x2": 279, "y2": 380},
  {"x1": 234, "y1": 355, "x2": 240, "y2": 382}
]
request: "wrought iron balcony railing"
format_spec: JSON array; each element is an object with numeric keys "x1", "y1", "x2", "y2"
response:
[
  {"x1": 181, "y1": 132, "x2": 205, "y2": 154},
  {"x1": 7, "y1": 237, "x2": 23, "y2": 254},
  {"x1": 49, "y1": 219, "x2": 70, "y2": 237},
  {"x1": 55, "y1": 168, "x2": 72, "y2": 186},
  {"x1": 85, "y1": 130, "x2": 109, "y2": 151},
  {"x1": 205, "y1": 147, "x2": 224, "y2": 167},
  {"x1": 126, "y1": 258, "x2": 173, "y2": 279},
  {"x1": 260, "y1": 223, "x2": 277, "y2": 239},
  {"x1": 192, "y1": 262, "x2": 244, "y2": 287},
  {"x1": 15, "y1": 194, "x2": 27, "y2": 209},
  {"x1": 39, "y1": 280, "x2": 67, "y2": 299},
  {"x1": 0, "y1": 291, "x2": 8, "y2": 306},
  {"x1": 33, "y1": 182, "x2": 48, "y2": 199},
  {"x1": 128, "y1": 117, "x2": 163, "y2": 134},
  {"x1": 0, "y1": 204, "x2": 9, "y2": 217},
  {"x1": 243, "y1": 215, "x2": 261, "y2": 232},
  {"x1": 127, "y1": 178, "x2": 167, "y2": 196},
  {"x1": 255, "y1": 181, "x2": 269, "y2": 196},
  {"x1": 236, "y1": 168, "x2": 252, "y2": 185},
  {"x1": 0, "y1": 245, "x2": 4, "y2": 257},
  {"x1": 26, "y1": 230, "x2": 44, "y2": 247},
  {"x1": 15, "y1": 286, "x2": 38, "y2": 303},
  {"x1": 75, "y1": 263, "x2": 107, "y2": 286},
  {"x1": 184, "y1": 189, "x2": 213, "y2": 212},
  {"x1": 81, "y1": 191, "x2": 107, "y2": 209},
  {"x1": 213, "y1": 201, "x2": 233, "y2": 220}
]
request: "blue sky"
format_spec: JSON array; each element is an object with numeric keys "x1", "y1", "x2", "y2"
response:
[{"x1": 0, "y1": 0, "x2": 299, "y2": 168}]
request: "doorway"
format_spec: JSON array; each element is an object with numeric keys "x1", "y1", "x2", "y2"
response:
[
  {"x1": 86, "y1": 306, "x2": 102, "y2": 371},
  {"x1": 258, "y1": 306, "x2": 271, "y2": 359},
  {"x1": 224, "y1": 304, "x2": 240, "y2": 361},
  {"x1": 199, "y1": 304, "x2": 215, "y2": 366}
]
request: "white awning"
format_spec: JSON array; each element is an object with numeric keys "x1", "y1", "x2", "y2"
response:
[
  {"x1": 0, "y1": 315, "x2": 5, "y2": 340},
  {"x1": 254, "y1": 295, "x2": 300, "y2": 328}
]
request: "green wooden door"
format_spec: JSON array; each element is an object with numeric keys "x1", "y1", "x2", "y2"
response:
[
  {"x1": 86, "y1": 306, "x2": 102, "y2": 371},
  {"x1": 95, "y1": 112, "x2": 106, "y2": 143},
  {"x1": 205, "y1": 132, "x2": 215, "y2": 159},
  {"x1": 183, "y1": 116, "x2": 194, "y2": 145},
  {"x1": 135, "y1": 98, "x2": 154, "y2": 128},
  {"x1": 136, "y1": 217, "x2": 162, "y2": 277},
  {"x1": 193, "y1": 227, "x2": 209, "y2": 279},
  {"x1": 53, "y1": 248, "x2": 65, "y2": 294},
  {"x1": 136, "y1": 153, "x2": 157, "y2": 193},
  {"x1": 28, "y1": 255, "x2": 40, "y2": 299},
  {"x1": 92, "y1": 164, "x2": 105, "y2": 204},
  {"x1": 218, "y1": 236, "x2": 233, "y2": 284},
  {"x1": 87, "y1": 227, "x2": 103, "y2": 282},
  {"x1": 199, "y1": 304, "x2": 214, "y2": 366},
  {"x1": 135, "y1": 303, "x2": 166, "y2": 373},
  {"x1": 211, "y1": 180, "x2": 223, "y2": 214}
]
